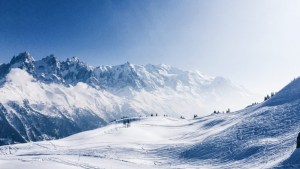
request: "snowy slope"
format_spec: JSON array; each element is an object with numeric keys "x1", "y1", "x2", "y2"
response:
[
  {"x1": 0, "y1": 101, "x2": 299, "y2": 169},
  {"x1": 1, "y1": 75, "x2": 300, "y2": 168},
  {"x1": 0, "y1": 52, "x2": 259, "y2": 145}
]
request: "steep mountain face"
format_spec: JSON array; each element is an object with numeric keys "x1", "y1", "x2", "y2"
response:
[{"x1": 0, "y1": 52, "x2": 258, "y2": 145}]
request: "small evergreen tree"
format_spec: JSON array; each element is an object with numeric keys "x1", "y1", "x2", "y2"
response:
[
  {"x1": 123, "y1": 119, "x2": 131, "y2": 128},
  {"x1": 271, "y1": 92, "x2": 275, "y2": 97},
  {"x1": 264, "y1": 94, "x2": 270, "y2": 101},
  {"x1": 127, "y1": 120, "x2": 131, "y2": 128}
]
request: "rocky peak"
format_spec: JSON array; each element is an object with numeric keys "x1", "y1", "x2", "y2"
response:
[
  {"x1": 35, "y1": 54, "x2": 61, "y2": 77},
  {"x1": 9, "y1": 52, "x2": 35, "y2": 73},
  {"x1": 42, "y1": 54, "x2": 58, "y2": 65},
  {"x1": 10, "y1": 52, "x2": 34, "y2": 64},
  {"x1": 65, "y1": 56, "x2": 80, "y2": 64}
]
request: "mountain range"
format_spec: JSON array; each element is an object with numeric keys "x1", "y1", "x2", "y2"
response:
[{"x1": 0, "y1": 52, "x2": 258, "y2": 145}]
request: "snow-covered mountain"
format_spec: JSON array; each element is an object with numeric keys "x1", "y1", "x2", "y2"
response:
[
  {"x1": 0, "y1": 76, "x2": 299, "y2": 168},
  {"x1": 0, "y1": 52, "x2": 258, "y2": 145}
]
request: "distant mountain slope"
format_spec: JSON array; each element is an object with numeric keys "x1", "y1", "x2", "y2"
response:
[{"x1": 0, "y1": 52, "x2": 258, "y2": 145}]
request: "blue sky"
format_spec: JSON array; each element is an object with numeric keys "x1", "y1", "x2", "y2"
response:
[{"x1": 0, "y1": 0, "x2": 300, "y2": 95}]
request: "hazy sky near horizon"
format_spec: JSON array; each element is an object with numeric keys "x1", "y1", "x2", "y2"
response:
[{"x1": 0, "y1": 0, "x2": 300, "y2": 95}]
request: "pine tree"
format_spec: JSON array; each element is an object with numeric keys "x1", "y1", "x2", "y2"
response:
[
  {"x1": 271, "y1": 92, "x2": 275, "y2": 97},
  {"x1": 264, "y1": 94, "x2": 270, "y2": 101},
  {"x1": 127, "y1": 120, "x2": 131, "y2": 128}
]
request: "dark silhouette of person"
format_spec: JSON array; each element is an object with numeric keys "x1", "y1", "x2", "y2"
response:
[{"x1": 297, "y1": 132, "x2": 300, "y2": 148}]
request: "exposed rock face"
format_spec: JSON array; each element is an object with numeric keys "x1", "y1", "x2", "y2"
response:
[{"x1": 297, "y1": 132, "x2": 300, "y2": 148}]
